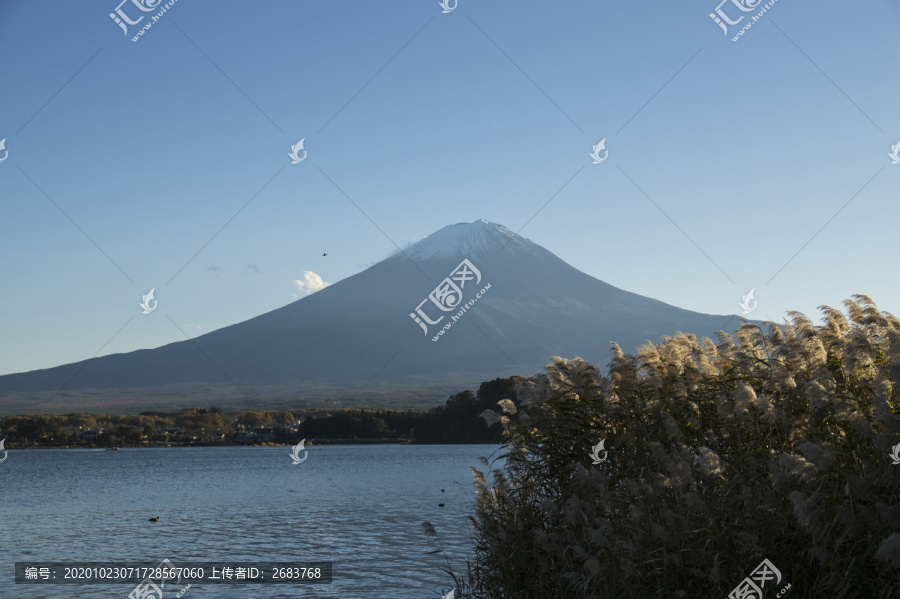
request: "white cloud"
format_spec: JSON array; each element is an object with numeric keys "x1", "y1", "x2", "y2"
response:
[{"x1": 293, "y1": 271, "x2": 330, "y2": 297}]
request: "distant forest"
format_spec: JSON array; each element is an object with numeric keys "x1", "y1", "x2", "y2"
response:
[{"x1": 0, "y1": 377, "x2": 521, "y2": 448}]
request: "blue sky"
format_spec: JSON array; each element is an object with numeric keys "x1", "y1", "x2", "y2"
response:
[{"x1": 1, "y1": 0, "x2": 898, "y2": 376}]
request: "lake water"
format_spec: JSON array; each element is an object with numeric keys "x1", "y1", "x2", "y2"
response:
[{"x1": 0, "y1": 444, "x2": 503, "y2": 598}]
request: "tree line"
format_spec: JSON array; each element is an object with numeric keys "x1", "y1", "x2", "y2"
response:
[{"x1": 0, "y1": 377, "x2": 521, "y2": 447}]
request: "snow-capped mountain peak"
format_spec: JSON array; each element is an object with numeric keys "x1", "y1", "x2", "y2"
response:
[
  {"x1": 401, "y1": 220, "x2": 539, "y2": 262},
  {"x1": 0, "y1": 219, "x2": 748, "y2": 412}
]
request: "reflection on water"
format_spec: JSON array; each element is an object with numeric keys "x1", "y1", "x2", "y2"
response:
[{"x1": 1, "y1": 445, "x2": 503, "y2": 598}]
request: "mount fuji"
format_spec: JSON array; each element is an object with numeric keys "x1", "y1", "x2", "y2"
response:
[{"x1": 0, "y1": 220, "x2": 747, "y2": 412}]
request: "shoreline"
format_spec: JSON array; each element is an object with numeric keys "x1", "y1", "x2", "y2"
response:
[{"x1": 1, "y1": 439, "x2": 500, "y2": 451}]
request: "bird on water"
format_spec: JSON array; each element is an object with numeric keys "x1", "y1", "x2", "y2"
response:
[{"x1": 149, "y1": 516, "x2": 160, "y2": 522}]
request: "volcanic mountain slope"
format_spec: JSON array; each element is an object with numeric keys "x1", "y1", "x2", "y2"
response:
[{"x1": 0, "y1": 220, "x2": 747, "y2": 406}]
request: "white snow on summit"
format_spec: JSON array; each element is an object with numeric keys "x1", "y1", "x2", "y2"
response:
[{"x1": 401, "y1": 220, "x2": 540, "y2": 262}]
